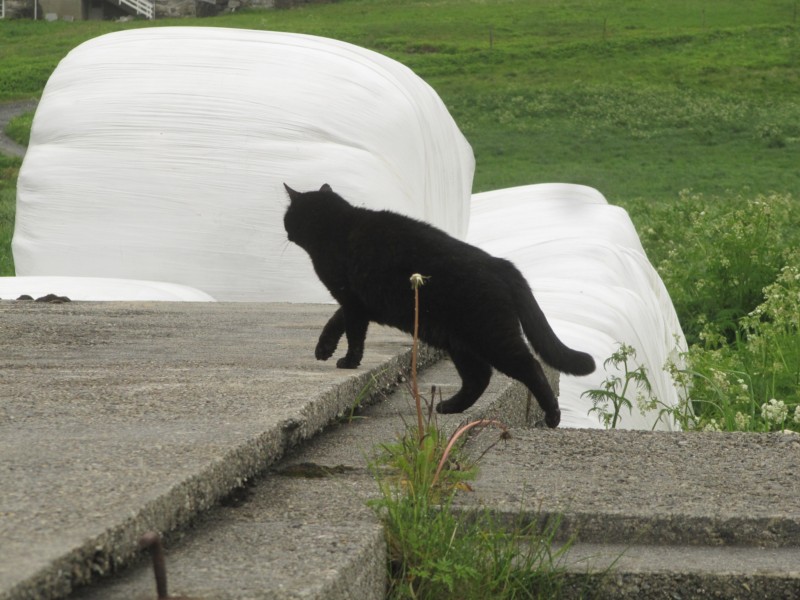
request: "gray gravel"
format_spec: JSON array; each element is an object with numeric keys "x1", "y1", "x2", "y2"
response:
[{"x1": 0, "y1": 99, "x2": 37, "y2": 158}]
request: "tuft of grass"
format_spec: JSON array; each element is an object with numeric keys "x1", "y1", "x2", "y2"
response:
[
  {"x1": 367, "y1": 274, "x2": 571, "y2": 599},
  {"x1": 371, "y1": 477, "x2": 570, "y2": 600},
  {"x1": 4, "y1": 112, "x2": 34, "y2": 147},
  {"x1": 0, "y1": 154, "x2": 21, "y2": 276},
  {"x1": 370, "y1": 410, "x2": 570, "y2": 598}
]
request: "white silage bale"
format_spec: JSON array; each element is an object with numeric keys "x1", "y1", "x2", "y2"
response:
[
  {"x1": 14, "y1": 27, "x2": 474, "y2": 302},
  {"x1": 468, "y1": 184, "x2": 687, "y2": 430}
]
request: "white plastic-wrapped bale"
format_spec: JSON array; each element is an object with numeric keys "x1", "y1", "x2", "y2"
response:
[
  {"x1": 468, "y1": 184, "x2": 687, "y2": 430},
  {"x1": 0, "y1": 276, "x2": 215, "y2": 302},
  {"x1": 13, "y1": 27, "x2": 474, "y2": 302}
]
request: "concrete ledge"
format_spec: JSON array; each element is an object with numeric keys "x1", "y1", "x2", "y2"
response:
[
  {"x1": 459, "y1": 428, "x2": 800, "y2": 598},
  {"x1": 6, "y1": 302, "x2": 796, "y2": 599},
  {"x1": 63, "y1": 353, "x2": 545, "y2": 600},
  {"x1": 0, "y1": 302, "x2": 437, "y2": 600}
]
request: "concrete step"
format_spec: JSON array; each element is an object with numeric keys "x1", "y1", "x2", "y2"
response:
[
  {"x1": 560, "y1": 542, "x2": 800, "y2": 598},
  {"x1": 65, "y1": 356, "x2": 545, "y2": 599},
  {"x1": 67, "y1": 348, "x2": 800, "y2": 599},
  {"x1": 0, "y1": 302, "x2": 438, "y2": 600},
  {"x1": 460, "y1": 428, "x2": 800, "y2": 598},
  {"x1": 4, "y1": 302, "x2": 798, "y2": 599}
]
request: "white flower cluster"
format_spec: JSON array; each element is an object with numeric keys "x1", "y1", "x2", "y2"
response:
[
  {"x1": 761, "y1": 398, "x2": 788, "y2": 425},
  {"x1": 734, "y1": 411, "x2": 750, "y2": 431},
  {"x1": 794, "y1": 405, "x2": 800, "y2": 425}
]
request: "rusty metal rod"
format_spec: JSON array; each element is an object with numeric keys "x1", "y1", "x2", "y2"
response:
[{"x1": 139, "y1": 531, "x2": 168, "y2": 599}]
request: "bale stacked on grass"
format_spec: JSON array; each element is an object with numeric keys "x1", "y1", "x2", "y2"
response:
[
  {"x1": 468, "y1": 184, "x2": 687, "y2": 430},
  {"x1": 13, "y1": 27, "x2": 474, "y2": 302}
]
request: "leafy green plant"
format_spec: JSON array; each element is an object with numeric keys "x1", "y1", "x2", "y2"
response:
[
  {"x1": 583, "y1": 343, "x2": 656, "y2": 429},
  {"x1": 634, "y1": 191, "x2": 799, "y2": 346},
  {"x1": 373, "y1": 484, "x2": 570, "y2": 600},
  {"x1": 369, "y1": 274, "x2": 571, "y2": 599},
  {"x1": 673, "y1": 254, "x2": 800, "y2": 433}
]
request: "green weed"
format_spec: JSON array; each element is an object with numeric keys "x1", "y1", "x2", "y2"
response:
[
  {"x1": 368, "y1": 274, "x2": 571, "y2": 599},
  {"x1": 676, "y1": 255, "x2": 800, "y2": 433},
  {"x1": 589, "y1": 254, "x2": 800, "y2": 433},
  {"x1": 371, "y1": 481, "x2": 570, "y2": 600},
  {"x1": 633, "y1": 191, "x2": 800, "y2": 346},
  {"x1": 583, "y1": 343, "x2": 655, "y2": 429}
]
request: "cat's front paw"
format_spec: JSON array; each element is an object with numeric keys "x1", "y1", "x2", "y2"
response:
[
  {"x1": 545, "y1": 408, "x2": 561, "y2": 429},
  {"x1": 315, "y1": 338, "x2": 337, "y2": 361},
  {"x1": 336, "y1": 356, "x2": 360, "y2": 369}
]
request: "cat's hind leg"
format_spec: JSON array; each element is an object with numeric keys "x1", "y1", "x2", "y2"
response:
[
  {"x1": 316, "y1": 307, "x2": 345, "y2": 361},
  {"x1": 489, "y1": 342, "x2": 561, "y2": 428},
  {"x1": 436, "y1": 346, "x2": 492, "y2": 414}
]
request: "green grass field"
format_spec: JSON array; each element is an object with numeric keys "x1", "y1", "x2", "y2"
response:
[
  {"x1": 1, "y1": 0, "x2": 798, "y2": 432},
  {"x1": 2, "y1": 0, "x2": 800, "y2": 198}
]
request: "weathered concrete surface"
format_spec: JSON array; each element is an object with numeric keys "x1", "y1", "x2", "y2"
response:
[
  {"x1": 65, "y1": 348, "x2": 800, "y2": 599},
  {"x1": 461, "y1": 429, "x2": 800, "y2": 598},
  {"x1": 66, "y1": 354, "x2": 543, "y2": 600},
  {"x1": 0, "y1": 301, "x2": 436, "y2": 600},
  {"x1": 3, "y1": 301, "x2": 799, "y2": 599}
]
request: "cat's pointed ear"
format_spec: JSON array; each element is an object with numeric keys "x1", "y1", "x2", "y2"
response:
[
  {"x1": 320, "y1": 183, "x2": 333, "y2": 193},
  {"x1": 283, "y1": 183, "x2": 299, "y2": 201}
]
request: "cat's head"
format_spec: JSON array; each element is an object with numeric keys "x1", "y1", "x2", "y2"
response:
[{"x1": 283, "y1": 183, "x2": 351, "y2": 249}]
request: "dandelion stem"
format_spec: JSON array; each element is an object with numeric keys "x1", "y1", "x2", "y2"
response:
[
  {"x1": 409, "y1": 273, "x2": 428, "y2": 443},
  {"x1": 412, "y1": 283, "x2": 424, "y2": 442}
]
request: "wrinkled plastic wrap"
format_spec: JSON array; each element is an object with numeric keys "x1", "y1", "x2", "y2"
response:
[
  {"x1": 468, "y1": 184, "x2": 687, "y2": 430},
  {"x1": 0, "y1": 276, "x2": 215, "y2": 302},
  {"x1": 13, "y1": 27, "x2": 474, "y2": 302}
]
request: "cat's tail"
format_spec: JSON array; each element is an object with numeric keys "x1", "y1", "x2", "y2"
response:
[{"x1": 513, "y1": 275, "x2": 596, "y2": 376}]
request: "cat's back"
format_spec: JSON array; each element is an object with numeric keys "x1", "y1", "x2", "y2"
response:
[{"x1": 349, "y1": 206, "x2": 502, "y2": 277}]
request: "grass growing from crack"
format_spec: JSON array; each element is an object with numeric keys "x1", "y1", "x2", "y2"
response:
[{"x1": 368, "y1": 274, "x2": 572, "y2": 599}]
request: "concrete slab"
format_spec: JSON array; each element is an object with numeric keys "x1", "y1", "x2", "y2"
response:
[
  {"x1": 460, "y1": 428, "x2": 800, "y2": 548},
  {"x1": 6, "y1": 301, "x2": 798, "y2": 599},
  {"x1": 67, "y1": 350, "x2": 800, "y2": 599},
  {"x1": 63, "y1": 356, "x2": 542, "y2": 600},
  {"x1": 460, "y1": 428, "x2": 800, "y2": 598},
  {"x1": 0, "y1": 301, "x2": 430, "y2": 600}
]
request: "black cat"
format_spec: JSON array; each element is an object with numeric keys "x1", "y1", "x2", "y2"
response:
[{"x1": 283, "y1": 183, "x2": 595, "y2": 428}]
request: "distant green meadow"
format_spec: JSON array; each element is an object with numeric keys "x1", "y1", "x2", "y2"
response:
[{"x1": 1, "y1": 0, "x2": 798, "y2": 430}]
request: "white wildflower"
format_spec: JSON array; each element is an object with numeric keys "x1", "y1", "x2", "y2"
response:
[
  {"x1": 793, "y1": 405, "x2": 800, "y2": 425},
  {"x1": 734, "y1": 411, "x2": 750, "y2": 431},
  {"x1": 702, "y1": 419, "x2": 722, "y2": 432},
  {"x1": 761, "y1": 399, "x2": 788, "y2": 425}
]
